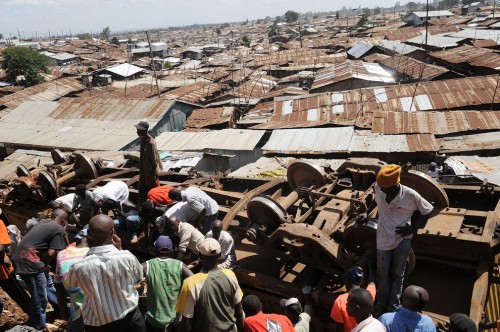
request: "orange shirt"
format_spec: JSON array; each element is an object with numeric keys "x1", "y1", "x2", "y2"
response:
[
  {"x1": 147, "y1": 186, "x2": 175, "y2": 206},
  {"x1": 0, "y1": 220, "x2": 13, "y2": 280},
  {"x1": 330, "y1": 283, "x2": 376, "y2": 332}
]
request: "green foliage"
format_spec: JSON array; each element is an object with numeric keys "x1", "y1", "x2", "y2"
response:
[
  {"x1": 128, "y1": 37, "x2": 133, "y2": 44},
  {"x1": 163, "y1": 61, "x2": 172, "y2": 69},
  {"x1": 374, "y1": 7, "x2": 382, "y2": 15},
  {"x1": 313, "y1": 14, "x2": 319, "y2": 19},
  {"x1": 101, "y1": 26, "x2": 110, "y2": 40},
  {"x1": 0, "y1": 33, "x2": 3, "y2": 40},
  {"x1": 77, "y1": 32, "x2": 91, "y2": 40},
  {"x1": 241, "y1": 34, "x2": 251, "y2": 47},
  {"x1": 268, "y1": 22, "x2": 280, "y2": 38},
  {"x1": 284, "y1": 10, "x2": 300, "y2": 23},
  {"x1": 275, "y1": 16, "x2": 282, "y2": 23},
  {"x1": 357, "y1": 13, "x2": 370, "y2": 27},
  {"x1": 363, "y1": 7, "x2": 372, "y2": 16},
  {"x1": 336, "y1": 10, "x2": 340, "y2": 19},
  {"x1": 1, "y1": 47, "x2": 49, "y2": 86},
  {"x1": 215, "y1": 27, "x2": 222, "y2": 35},
  {"x1": 407, "y1": 1, "x2": 419, "y2": 12},
  {"x1": 111, "y1": 36, "x2": 119, "y2": 45}
]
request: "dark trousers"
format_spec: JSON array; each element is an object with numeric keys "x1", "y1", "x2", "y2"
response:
[
  {"x1": 146, "y1": 318, "x2": 165, "y2": 332},
  {"x1": 85, "y1": 306, "x2": 146, "y2": 332},
  {"x1": 138, "y1": 174, "x2": 159, "y2": 205}
]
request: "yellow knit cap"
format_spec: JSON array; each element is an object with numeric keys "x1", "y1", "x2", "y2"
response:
[{"x1": 377, "y1": 164, "x2": 401, "y2": 188}]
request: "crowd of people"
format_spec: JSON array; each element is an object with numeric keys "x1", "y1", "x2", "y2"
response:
[{"x1": 0, "y1": 122, "x2": 497, "y2": 332}]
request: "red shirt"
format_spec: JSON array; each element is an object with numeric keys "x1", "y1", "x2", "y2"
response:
[
  {"x1": 330, "y1": 283, "x2": 376, "y2": 332},
  {"x1": 147, "y1": 186, "x2": 175, "y2": 206},
  {"x1": 244, "y1": 311, "x2": 295, "y2": 332}
]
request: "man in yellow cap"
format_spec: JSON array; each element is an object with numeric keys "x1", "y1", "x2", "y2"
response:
[{"x1": 374, "y1": 164, "x2": 433, "y2": 315}]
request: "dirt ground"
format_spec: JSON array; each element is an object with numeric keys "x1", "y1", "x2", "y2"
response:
[{"x1": 0, "y1": 288, "x2": 65, "y2": 332}]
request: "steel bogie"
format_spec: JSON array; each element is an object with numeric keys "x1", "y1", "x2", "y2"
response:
[{"x1": 287, "y1": 160, "x2": 327, "y2": 190}]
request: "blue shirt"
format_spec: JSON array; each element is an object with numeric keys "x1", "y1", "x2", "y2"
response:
[{"x1": 379, "y1": 307, "x2": 436, "y2": 332}]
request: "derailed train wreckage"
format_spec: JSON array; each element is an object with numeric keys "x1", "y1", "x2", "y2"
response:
[{"x1": 1, "y1": 150, "x2": 499, "y2": 330}]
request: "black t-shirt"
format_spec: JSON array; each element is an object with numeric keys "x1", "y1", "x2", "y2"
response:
[{"x1": 12, "y1": 220, "x2": 66, "y2": 274}]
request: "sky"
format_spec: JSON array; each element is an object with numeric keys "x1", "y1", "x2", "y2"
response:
[{"x1": 1, "y1": 0, "x2": 408, "y2": 38}]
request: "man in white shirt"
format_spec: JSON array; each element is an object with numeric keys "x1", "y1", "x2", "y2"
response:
[
  {"x1": 205, "y1": 220, "x2": 237, "y2": 269},
  {"x1": 346, "y1": 288, "x2": 386, "y2": 332},
  {"x1": 66, "y1": 215, "x2": 145, "y2": 332},
  {"x1": 165, "y1": 202, "x2": 198, "y2": 225},
  {"x1": 168, "y1": 187, "x2": 219, "y2": 235},
  {"x1": 373, "y1": 164, "x2": 433, "y2": 314},
  {"x1": 166, "y1": 216, "x2": 204, "y2": 261},
  {"x1": 92, "y1": 181, "x2": 130, "y2": 210}
]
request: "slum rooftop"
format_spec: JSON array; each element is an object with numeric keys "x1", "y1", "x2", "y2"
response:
[{"x1": 0, "y1": 4, "x2": 500, "y2": 177}]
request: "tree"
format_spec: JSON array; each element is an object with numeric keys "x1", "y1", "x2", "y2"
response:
[
  {"x1": 336, "y1": 10, "x2": 340, "y2": 19},
  {"x1": 363, "y1": 7, "x2": 371, "y2": 16},
  {"x1": 77, "y1": 32, "x2": 91, "y2": 40},
  {"x1": 374, "y1": 7, "x2": 382, "y2": 15},
  {"x1": 100, "y1": 26, "x2": 110, "y2": 41},
  {"x1": 407, "y1": 1, "x2": 419, "y2": 12},
  {"x1": 0, "y1": 33, "x2": 3, "y2": 40},
  {"x1": 284, "y1": 10, "x2": 300, "y2": 23},
  {"x1": 215, "y1": 27, "x2": 222, "y2": 35},
  {"x1": 111, "y1": 36, "x2": 119, "y2": 45},
  {"x1": 1, "y1": 47, "x2": 49, "y2": 86},
  {"x1": 357, "y1": 13, "x2": 369, "y2": 27},
  {"x1": 313, "y1": 14, "x2": 319, "y2": 19},
  {"x1": 275, "y1": 16, "x2": 282, "y2": 23},
  {"x1": 242, "y1": 34, "x2": 251, "y2": 47},
  {"x1": 268, "y1": 22, "x2": 280, "y2": 38}
]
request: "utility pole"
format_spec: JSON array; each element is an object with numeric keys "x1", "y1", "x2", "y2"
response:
[
  {"x1": 424, "y1": 0, "x2": 429, "y2": 59},
  {"x1": 146, "y1": 31, "x2": 161, "y2": 98},
  {"x1": 17, "y1": 28, "x2": 21, "y2": 40}
]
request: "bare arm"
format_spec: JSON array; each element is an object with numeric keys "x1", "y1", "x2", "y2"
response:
[{"x1": 181, "y1": 263, "x2": 194, "y2": 278}]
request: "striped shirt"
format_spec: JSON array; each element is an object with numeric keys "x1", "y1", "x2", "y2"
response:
[{"x1": 66, "y1": 244, "x2": 142, "y2": 327}]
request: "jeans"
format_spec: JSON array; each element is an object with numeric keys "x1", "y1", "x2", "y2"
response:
[
  {"x1": 115, "y1": 215, "x2": 142, "y2": 237},
  {"x1": 45, "y1": 271, "x2": 58, "y2": 313},
  {"x1": 202, "y1": 212, "x2": 219, "y2": 235},
  {"x1": 21, "y1": 271, "x2": 48, "y2": 330},
  {"x1": 376, "y1": 239, "x2": 412, "y2": 313}
]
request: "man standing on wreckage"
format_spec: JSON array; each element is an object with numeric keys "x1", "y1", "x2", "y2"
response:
[{"x1": 359, "y1": 164, "x2": 434, "y2": 316}]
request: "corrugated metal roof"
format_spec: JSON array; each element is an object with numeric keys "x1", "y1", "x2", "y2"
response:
[
  {"x1": 262, "y1": 127, "x2": 354, "y2": 154},
  {"x1": 449, "y1": 29, "x2": 500, "y2": 44},
  {"x1": 406, "y1": 34, "x2": 465, "y2": 48},
  {"x1": 431, "y1": 45, "x2": 500, "y2": 69},
  {"x1": 350, "y1": 131, "x2": 438, "y2": 152},
  {"x1": 444, "y1": 155, "x2": 500, "y2": 186},
  {"x1": 379, "y1": 40, "x2": 423, "y2": 55},
  {"x1": 244, "y1": 75, "x2": 500, "y2": 129},
  {"x1": 347, "y1": 42, "x2": 374, "y2": 59},
  {"x1": 373, "y1": 110, "x2": 500, "y2": 135},
  {"x1": 311, "y1": 60, "x2": 394, "y2": 90},
  {"x1": 163, "y1": 81, "x2": 223, "y2": 103},
  {"x1": 437, "y1": 131, "x2": 500, "y2": 153},
  {"x1": 411, "y1": 10, "x2": 454, "y2": 17},
  {"x1": 0, "y1": 98, "x2": 179, "y2": 151},
  {"x1": 155, "y1": 129, "x2": 265, "y2": 151},
  {"x1": 372, "y1": 25, "x2": 460, "y2": 41},
  {"x1": 0, "y1": 77, "x2": 84, "y2": 110},
  {"x1": 105, "y1": 63, "x2": 144, "y2": 77},
  {"x1": 377, "y1": 54, "x2": 449, "y2": 80},
  {"x1": 184, "y1": 107, "x2": 233, "y2": 128}
]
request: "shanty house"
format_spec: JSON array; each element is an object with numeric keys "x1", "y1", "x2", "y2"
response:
[
  {"x1": 0, "y1": 98, "x2": 200, "y2": 155},
  {"x1": 41, "y1": 52, "x2": 78, "y2": 66},
  {"x1": 405, "y1": 11, "x2": 454, "y2": 26},
  {"x1": 462, "y1": 2, "x2": 485, "y2": 14},
  {"x1": 182, "y1": 48, "x2": 203, "y2": 60},
  {"x1": 100, "y1": 63, "x2": 144, "y2": 81}
]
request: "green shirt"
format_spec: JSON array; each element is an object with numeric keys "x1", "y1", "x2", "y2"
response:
[{"x1": 146, "y1": 258, "x2": 182, "y2": 328}]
